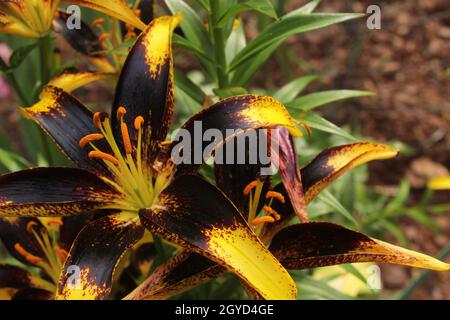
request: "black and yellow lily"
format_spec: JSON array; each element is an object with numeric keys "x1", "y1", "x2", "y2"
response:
[
  {"x1": 0, "y1": 216, "x2": 87, "y2": 299},
  {"x1": 0, "y1": 0, "x2": 145, "y2": 38},
  {"x1": 0, "y1": 14, "x2": 307, "y2": 300},
  {"x1": 125, "y1": 130, "x2": 450, "y2": 300}
]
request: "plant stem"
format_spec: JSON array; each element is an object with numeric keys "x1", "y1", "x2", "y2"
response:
[
  {"x1": 147, "y1": 234, "x2": 171, "y2": 276},
  {"x1": 209, "y1": 0, "x2": 228, "y2": 89},
  {"x1": 37, "y1": 34, "x2": 54, "y2": 166}
]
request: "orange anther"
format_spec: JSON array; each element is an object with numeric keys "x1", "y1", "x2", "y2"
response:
[
  {"x1": 79, "y1": 133, "x2": 104, "y2": 149},
  {"x1": 88, "y1": 151, "x2": 119, "y2": 166},
  {"x1": 265, "y1": 191, "x2": 285, "y2": 203},
  {"x1": 14, "y1": 243, "x2": 43, "y2": 265},
  {"x1": 121, "y1": 123, "x2": 133, "y2": 154},
  {"x1": 117, "y1": 106, "x2": 127, "y2": 121},
  {"x1": 134, "y1": 9, "x2": 142, "y2": 18},
  {"x1": 251, "y1": 216, "x2": 275, "y2": 226},
  {"x1": 299, "y1": 121, "x2": 312, "y2": 136},
  {"x1": 26, "y1": 221, "x2": 38, "y2": 234},
  {"x1": 54, "y1": 245, "x2": 68, "y2": 262},
  {"x1": 98, "y1": 33, "x2": 110, "y2": 42},
  {"x1": 92, "y1": 18, "x2": 105, "y2": 29},
  {"x1": 134, "y1": 116, "x2": 144, "y2": 130},
  {"x1": 243, "y1": 180, "x2": 258, "y2": 196},
  {"x1": 93, "y1": 112, "x2": 108, "y2": 129},
  {"x1": 263, "y1": 206, "x2": 281, "y2": 221}
]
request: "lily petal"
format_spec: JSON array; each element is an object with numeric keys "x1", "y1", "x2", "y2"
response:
[
  {"x1": 0, "y1": 167, "x2": 119, "y2": 217},
  {"x1": 274, "y1": 128, "x2": 307, "y2": 222},
  {"x1": 269, "y1": 222, "x2": 450, "y2": 271},
  {"x1": 125, "y1": 250, "x2": 222, "y2": 300},
  {"x1": 428, "y1": 175, "x2": 450, "y2": 190},
  {"x1": 65, "y1": 0, "x2": 146, "y2": 31},
  {"x1": 12, "y1": 288, "x2": 53, "y2": 300},
  {"x1": 56, "y1": 212, "x2": 144, "y2": 300},
  {"x1": 301, "y1": 142, "x2": 399, "y2": 203},
  {"x1": 175, "y1": 95, "x2": 301, "y2": 175},
  {"x1": 112, "y1": 14, "x2": 181, "y2": 159},
  {"x1": 45, "y1": 70, "x2": 116, "y2": 95},
  {"x1": 53, "y1": 10, "x2": 104, "y2": 57},
  {"x1": 0, "y1": 264, "x2": 33, "y2": 289},
  {"x1": 139, "y1": 174, "x2": 297, "y2": 300},
  {"x1": 21, "y1": 86, "x2": 112, "y2": 176}
]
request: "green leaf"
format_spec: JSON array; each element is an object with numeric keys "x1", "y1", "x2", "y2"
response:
[
  {"x1": 299, "y1": 112, "x2": 357, "y2": 141},
  {"x1": 317, "y1": 189, "x2": 358, "y2": 227},
  {"x1": 286, "y1": 90, "x2": 374, "y2": 111},
  {"x1": 225, "y1": 18, "x2": 247, "y2": 64},
  {"x1": 216, "y1": 0, "x2": 278, "y2": 27},
  {"x1": 174, "y1": 69, "x2": 206, "y2": 105},
  {"x1": 296, "y1": 276, "x2": 352, "y2": 300},
  {"x1": 193, "y1": 0, "x2": 210, "y2": 12},
  {"x1": 384, "y1": 180, "x2": 410, "y2": 215},
  {"x1": 273, "y1": 75, "x2": 318, "y2": 103},
  {"x1": 8, "y1": 42, "x2": 38, "y2": 70},
  {"x1": 340, "y1": 264, "x2": 367, "y2": 285},
  {"x1": 229, "y1": 13, "x2": 363, "y2": 72},
  {"x1": 0, "y1": 148, "x2": 31, "y2": 172},
  {"x1": 0, "y1": 56, "x2": 8, "y2": 72},
  {"x1": 285, "y1": 0, "x2": 321, "y2": 16},
  {"x1": 165, "y1": 0, "x2": 212, "y2": 50},
  {"x1": 406, "y1": 209, "x2": 440, "y2": 233},
  {"x1": 172, "y1": 34, "x2": 215, "y2": 64},
  {"x1": 382, "y1": 220, "x2": 409, "y2": 247},
  {"x1": 213, "y1": 86, "x2": 248, "y2": 99}
]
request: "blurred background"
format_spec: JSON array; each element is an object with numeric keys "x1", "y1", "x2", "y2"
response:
[{"x1": 0, "y1": 0, "x2": 449, "y2": 299}]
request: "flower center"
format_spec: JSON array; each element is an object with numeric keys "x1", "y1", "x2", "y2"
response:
[
  {"x1": 14, "y1": 219, "x2": 67, "y2": 288},
  {"x1": 243, "y1": 180, "x2": 285, "y2": 235},
  {"x1": 79, "y1": 107, "x2": 171, "y2": 213}
]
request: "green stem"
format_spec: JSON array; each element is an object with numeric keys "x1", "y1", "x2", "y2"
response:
[
  {"x1": 209, "y1": 0, "x2": 228, "y2": 89},
  {"x1": 37, "y1": 34, "x2": 54, "y2": 166},
  {"x1": 147, "y1": 234, "x2": 171, "y2": 276}
]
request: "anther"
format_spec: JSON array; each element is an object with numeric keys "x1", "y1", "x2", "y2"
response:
[
  {"x1": 251, "y1": 216, "x2": 275, "y2": 226},
  {"x1": 121, "y1": 123, "x2": 133, "y2": 154},
  {"x1": 134, "y1": 116, "x2": 144, "y2": 130},
  {"x1": 54, "y1": 245, "x2": 68, "y2": 262},
  {"x1": 98, "y1": 33, "x2": 110, "y2": 42},
  {"x1": 233, "y1": 19, "x2": 240, "y2": 31},
  {"x1": 117, "y1": 106, "x2": 127, "y2": 121},
  {"x1": 299, "y1": 121, "x2": 312, "y2": 136},
  {"x1": 265, "y1": 191, "x2": 285, "y2": 203},
  {"x1": 263, "y1": 206, "x2": 281, "y2": 221},
  {"x1": 14, "y1": 243, "x2": 43, "y2": 265},
  {"x1": 89, "y1": 151, "x2": 119, "y2": 166},
  {"x1": 79, "y1": 133, "x2": 105, "y2": 149},
  {"x1": 92, "y1": 18, "x2": 104, "y2": 29},
  {"x1": 243, "y1": 180, "x2": 258, "y2": 196},
  {"x1": 26, "y1": 221, "x2": 38, "y2": 234},
  {"x1": 93, "y1": 112, "x2": 108, "y2": 129}
]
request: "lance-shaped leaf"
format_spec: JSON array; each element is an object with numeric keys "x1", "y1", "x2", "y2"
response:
[
  {"x1": 65, "y1": 0, "x2": 146, "y2": 31},
  {"x1": 269, "y1": 222, "x2": 450, "y2": 271},
  {"x1": 56, "y1": 212, "x2": 144, "y2": 300},
  {"x1": 53, "y1": 10, "x2": 104, "y2": 57},
  {"x1": 174, "y1": 95, "x2": 301, "y2": 175},
  {"x1": 0, "y1": 167, "x2": 119, "y2": 217},
  {"x1": 273, "y1": 127, "x2": 307, "y2": 222},
  {"x1": 21, "y1": 86, "x2": 111, "y2": 176},
  {"x1": 125, "y1": 250, "x2": 223, "y2": 300},
  {"x1": 0, "y1": 217, "x2": 45, "y2": 265},
  {"x1": 139, "y1": 174, "x2": 297, "y2": 300},
  {"x1": 301, "y1": 142, "x2": 399, "y2": 203},
  {"x1": 112, "y1": 14, "x2": 181, "y2": 158},
  {"x1": 45, "y1": 70, "x2": 116, "y2": 96}
]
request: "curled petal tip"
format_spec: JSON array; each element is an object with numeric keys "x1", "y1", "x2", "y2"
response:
[{"x1": 427, "y1": 176, "x2": 450, "y2": 190}]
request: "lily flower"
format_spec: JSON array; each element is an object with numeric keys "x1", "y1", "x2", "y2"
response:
[
  {"x1": 0, "y1": 216, "x2": 85, "y2": 299},
  {"x1": 1, "y1": 14, "x2": 304, "y2": 300},
  {"x1": 126, "y1": 131, "x2": 450, "y2": 300},
  {"x1": 0, "y1": 0, "x2": 145, "y2": 38},
  {"x1": 428, "y1": 175, "x2": 450, "y2": 190}
]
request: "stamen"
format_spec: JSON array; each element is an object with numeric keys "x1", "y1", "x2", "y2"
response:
[
  {"x1": 98, "y1": 33, "x2": 110, "y2": 42},
  {"x1": 89, "y1": 151, "x2": 119, "y2": 166},
  {"x1": 92, "y1": 18, "x2": 104, "y2": 29},
  {"x1": 251, "y1": 216, "x2": 275, "y2": 226},
  {"x1": 265, "y1": 191, "x2": 285, "y2": 203},
  {"x1": 117, "y1": 106, "x2": 127, "y2": 121},
  {"x1": 263, "y1": 206, "x2": 281, "y2": 221},
  {"x1": 121, "y1": 123, "x2": 133, "y2": 154},
  {"x1": 299, "y1": 121, "x2": 312, "y2": 136},
  {"x1": 54, "y1": 245, "x2": 68, "y2": 262},
  {"x1": 93, "y1": 112, "x2": 108, "y2": 129},
  {"x1": 79, "y1": 133, "x2": 105, "y2": 149},
  {"x1": 26, "y1": 221, "x2": 38, "y2": 233},
  {"x1": 14, "y1": 243, "x2": 43, "y2": 265},
  {"x1": 134, "y1": 116, "x2": 144, "y2": 130},
  {"x1": 243, "y1": 180, "x2": 258, "y2": 196}
]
